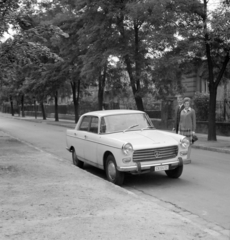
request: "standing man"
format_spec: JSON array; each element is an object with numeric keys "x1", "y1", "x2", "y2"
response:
[{"x1": 173, "y1": 94, "x2": 184, "y2": 133}]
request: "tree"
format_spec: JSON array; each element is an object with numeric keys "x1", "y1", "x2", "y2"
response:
[
  {"x1": 75, "y1": 0, "x2": 179, "y2": 111},
  {"x1": 0, "y1": 0, "x2": 71, "y2": 119},
  {"x1": 0, "y1": 22, "x2": 66, "y2": 118},
  {"x1": 204, "y1": 2, "x2": 230, "y2": 140},
  {"x1": 59, "y1": 18, "x2": 85, "y2": 123},
  {"x1": 172, "y1": 0, "x2": 230, "y2": 140},
  {"x1": 0, "y1": 39, "x2": 22, "y2": 116},
  {"x1": 34, "y1": 0, "x2": 88, "y2": 122},
  {"x1": 48, "y1": 15, "x2": 86, "y2": 123}
]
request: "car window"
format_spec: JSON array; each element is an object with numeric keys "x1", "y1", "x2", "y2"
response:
[
  {"x1": 89, "y1": 117, "x2": 98, "y2": 133},
  {"x1": 102, "y1": 113, "x2": 152, "y2": 133},
  {"x1": 79, "y1": 116, "x2": 91, "y2": 131}
]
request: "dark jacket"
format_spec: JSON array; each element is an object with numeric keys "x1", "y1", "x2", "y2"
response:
[{"x1": 174, "y1": 104, "x2": 184, "y2": 133}]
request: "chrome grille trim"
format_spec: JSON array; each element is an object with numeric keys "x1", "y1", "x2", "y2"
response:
[{"x1": 133, "y1": 145, "x2": 178, "y2": 162}]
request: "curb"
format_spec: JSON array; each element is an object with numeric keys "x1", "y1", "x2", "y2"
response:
[
  {"x1": 46, "y1": 121, "x2": 75, "y2": 128},
  {"x1": 192, "y1": 145, "x2": 230, "y2": 154},
  {"x1": 11, "y1": 116, "x2": 75, "y2": 128}
]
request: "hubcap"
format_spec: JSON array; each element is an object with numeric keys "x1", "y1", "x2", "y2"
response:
[{"x1": 108, "y1": 161, "x2": 116, "y2": 180}]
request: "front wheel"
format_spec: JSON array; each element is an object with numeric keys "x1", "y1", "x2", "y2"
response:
[
  {"x1": 165, "y1": 165, "x2": 183, "y2": 178},
  {"x1": 105, "y1": 155, "x2": 124, "y2": 186},
  {"x1": 72, "y1": 149, "x2": 84, "y2": 168}
]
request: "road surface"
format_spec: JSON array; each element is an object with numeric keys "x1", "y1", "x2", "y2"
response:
[{"x1": 0, "y1": 116, "x2": 229, "y2": 232}]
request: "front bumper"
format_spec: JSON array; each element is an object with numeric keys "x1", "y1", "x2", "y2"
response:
[{"x1": 117, "y1": 157, "x2": 190, "y2": 173}]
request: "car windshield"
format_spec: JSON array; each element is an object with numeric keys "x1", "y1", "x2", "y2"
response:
[{"x1": 100, "y1": 113, "x2": 153, "y2": 134}]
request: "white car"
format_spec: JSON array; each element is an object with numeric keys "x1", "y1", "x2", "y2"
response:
[{"x1": 66, "y1": 110, "x2": 190, "y2": 185}]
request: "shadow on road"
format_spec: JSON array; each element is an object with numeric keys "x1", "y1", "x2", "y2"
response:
[{"x1": 81, "y1": 163, "x2": 190, "y2": 189}]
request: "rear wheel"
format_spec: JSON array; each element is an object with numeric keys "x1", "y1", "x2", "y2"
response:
[
  {"x1": 72, "y1": 149, "x2": 84, "y2": 168},
  {"x1": 105, "y1": 155, "x2": 124, "y2": 186},
  {"x1": 165, "y1": 165, "x2": 183, "y2": 178}
]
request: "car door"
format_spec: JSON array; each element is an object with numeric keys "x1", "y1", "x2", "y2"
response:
[
  {"x1": 83, "y1": 116, "x2": 100, "y2": 166},
  {"x1": 75, "y1": 116, "x2": 91, "y2": 160}
]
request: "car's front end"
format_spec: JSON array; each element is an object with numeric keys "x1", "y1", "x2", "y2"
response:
[{"x1": 108, "y1": 130, "x2": 190, "y2": 174}]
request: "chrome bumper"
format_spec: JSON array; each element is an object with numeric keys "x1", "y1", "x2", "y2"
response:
[{"x1": 117, "y1": 157, "x2": 188, "y2": 172}]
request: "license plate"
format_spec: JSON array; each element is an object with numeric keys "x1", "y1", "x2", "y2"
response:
[{"x1": 155, "y1": 165, "x2": 169, "y2": 171}]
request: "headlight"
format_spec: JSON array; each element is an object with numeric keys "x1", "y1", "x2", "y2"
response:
[
  {"x1": 180, "y1": 137, "x2": 190, "y2": 148},
  {"x1": 122, "y1": 143, "x2": 133, "y2": 155}
]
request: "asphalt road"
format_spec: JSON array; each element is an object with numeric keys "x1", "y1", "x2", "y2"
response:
[{"x1": 1, "y1": 116, "x2": 229, "y2": 232}]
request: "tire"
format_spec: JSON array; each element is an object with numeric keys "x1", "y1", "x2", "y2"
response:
[
  {"x1": 72, "y1": 149, "x2": 84, "y2": 168},
  {"x1": 165, "y1": 165, "x2": 183, "y2": 178},
  {"x1": 105, "y1": 155, "x2": 124, "y2": 186}
]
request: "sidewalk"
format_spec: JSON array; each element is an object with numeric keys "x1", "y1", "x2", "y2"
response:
[
  {"x1": 0, "y1": 130, "x2": 229, "y2": 240},
  {"x1": 192, "y1": 133, "x2": 230, "y2": 154},
  {"x1": 1, "y1": 112, "x2": 230, "y2": 154}
]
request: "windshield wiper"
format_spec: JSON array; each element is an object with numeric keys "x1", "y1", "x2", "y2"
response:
[
  {"x1": 123, "y1": 124, "x2": 139, "y2": 133},
  {"x1": 141, "y1": 126, "x2": 155, "y2": 131}
]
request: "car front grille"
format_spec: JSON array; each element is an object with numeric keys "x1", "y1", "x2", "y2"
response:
[{"x1": 133, "y1": 145, "x2": 178, "y2": 162}]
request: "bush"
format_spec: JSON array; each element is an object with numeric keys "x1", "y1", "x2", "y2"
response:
[{"x1": 193, "y1": 92, "x2": 209, "y2": 121}]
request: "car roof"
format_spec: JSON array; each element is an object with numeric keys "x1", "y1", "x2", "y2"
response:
[{"x1": 82, "y1": 109, "x2": 144, "y2": 117}]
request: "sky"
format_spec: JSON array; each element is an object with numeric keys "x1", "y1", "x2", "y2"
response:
[
  {"x1": 1, "y1": 28, "x2": 15, "y2": 42},
  {"x1": 208, "y1": 0, "x2": 222, "y2": 10}
]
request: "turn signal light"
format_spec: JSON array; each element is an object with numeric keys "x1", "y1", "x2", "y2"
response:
[{"x1": 122, "y1": 157, "x2": 131, "y2": 163}]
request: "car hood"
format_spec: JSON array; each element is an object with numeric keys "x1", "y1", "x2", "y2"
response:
[{"x1": 107, "y1": 130, "x2": 179, "y2": 149}]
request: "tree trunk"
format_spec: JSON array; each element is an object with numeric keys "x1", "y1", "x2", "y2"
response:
[
  {"x1": 21, "y1": 95, "x2": 25, "y2": 117},
  {"x1": 76, "y1": 79, "x2": 81, "y2": 123},
  {"x1": 224, "y1": 82, "x2": 227, "y2": 121},
  {"x1": 40, "y1": 102, "x2": 46, "y2": 120},
  {"x1": 71, "y1": 80, "x2": 80, "y2": 123},
  {"x1": 125, "y1": 56, "x2": 144, "y2": 111},
  {"x1": 118, "y1": 16, "x2": 144, "y2": 111},
  {"x1": 98, "y1": 65, "x2": 106, "y2": 110},
  {"x1": 10, "y1": 96, "x2": 14, "y2": 116},
  {"x1": 54, "y1": 91, "x2": 59, "y2": 122},
  {"x1": 34, "y1": 99, "x2": 37, "y2": 119},
  {"x1": 208, "y1": 84, "x2": 217, "y2": 141},
  {"x1": 17, "y1": 100, "x2": 20, "y2": 116},
  {"x1": 135, "y1": 95, "x2": 144, "y2": 110},
  {"x1": 98, "y1": 77, "x2": 104, "y2": 110},
  {"x1": 133, "y1": 23, "x2": 144, "y2": 111}
]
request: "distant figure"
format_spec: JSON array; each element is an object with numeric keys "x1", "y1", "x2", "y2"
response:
[
  {"x1": 173, "y1": 94, "x2": 184, "y2": 134},
  {"x1": 179, "y1": 97, "x2": 196, "y2": 161}
]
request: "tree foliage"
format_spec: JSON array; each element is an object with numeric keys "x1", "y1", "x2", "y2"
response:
[
  {"x1": 193, "y1": 92, "x2": 209, "y2": 121},
  {"x1": 1, "y1": 0, "x2": 230, "y2": 139},
  {"x1": 0, "y1": 0, "x2": 20, "y2": 37}
]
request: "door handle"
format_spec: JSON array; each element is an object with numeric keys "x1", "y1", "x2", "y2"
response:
[
  {"x1": 74, "y1": 133, "x2": 77, "y2": 136},
  {"x1": 84, "y1": 135, "x2": 87, "y2": 139}
]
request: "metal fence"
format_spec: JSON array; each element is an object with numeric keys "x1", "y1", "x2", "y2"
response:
[
  {"x1": 119, "y1": 101, "x2": 162, "y2": 119},
  {"x1": 216, "y1": 100, "x2": 230, "y2": 122},
  {"x1": 2, "y1": 100, "x2": 229, "y2": 122},
  {"x1": 193, "y1": 100, "x2": 230, "y2": 122}
]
